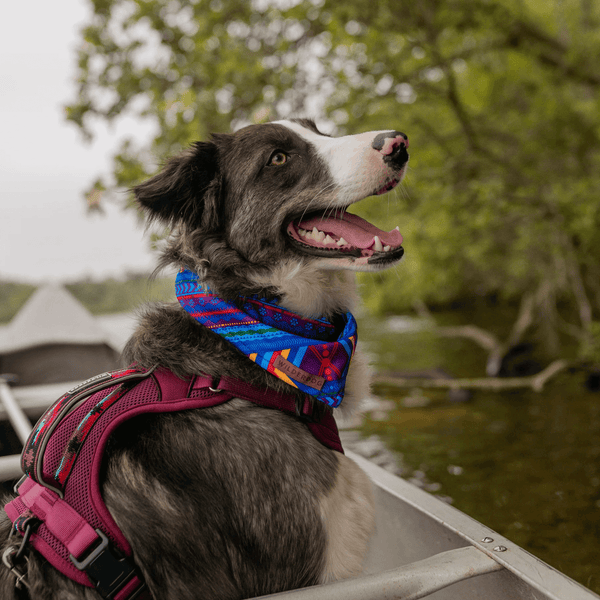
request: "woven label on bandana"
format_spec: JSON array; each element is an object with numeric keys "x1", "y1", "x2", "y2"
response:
[
  {"x1": 175, "y1": 269, "x2": 357, "y2": 408},
  {"x1": 273, "y1": 356, "x2": 325, "y2": 390}
]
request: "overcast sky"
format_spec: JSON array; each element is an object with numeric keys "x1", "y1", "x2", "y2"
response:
[{"x1": 0, "y1": 1, "x2": 158, "y2": 284}]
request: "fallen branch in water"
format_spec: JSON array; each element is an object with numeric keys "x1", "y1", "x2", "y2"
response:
[
  {"x1": 374, "y1": 359, "x2": 572, "y2": 393},
  {"x1": 420, "y1": 292, "x2": 538, "y2": 377}
]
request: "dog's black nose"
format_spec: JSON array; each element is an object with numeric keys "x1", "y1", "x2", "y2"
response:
[{"x1": 371, "y1": 131, "x2": 409, "y2": 170}]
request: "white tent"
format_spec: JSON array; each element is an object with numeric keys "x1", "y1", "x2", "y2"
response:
[{"x1": 0, "y1": 284, "x2": 121, "y2": 386}]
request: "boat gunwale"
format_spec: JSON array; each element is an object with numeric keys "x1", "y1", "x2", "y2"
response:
[{"x1": 347, "y1": 449, "x2": 600, "y2": 600}]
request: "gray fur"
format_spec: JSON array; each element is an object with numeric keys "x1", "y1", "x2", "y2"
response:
[
  {"x1": 0, "y1": 119, "x2": 407, "y2": 599},
  {"x1": 103, "y1": 400, "x2": 337, "y2": 599}
]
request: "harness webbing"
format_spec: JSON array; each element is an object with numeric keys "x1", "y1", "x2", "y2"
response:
[{"x1": 4, "y1": 366, "x2": 342, "y2": 599}]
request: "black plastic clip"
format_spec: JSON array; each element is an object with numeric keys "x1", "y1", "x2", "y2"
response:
[{"x1": 70, "y1": 530, "x2": 146, "y2": 600}]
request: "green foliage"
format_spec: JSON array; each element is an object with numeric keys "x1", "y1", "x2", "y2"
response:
[
  {"x1": 580, "y1": 322, "x2": 600, "y2": 364},
  {"x1": 66, "y1": 274, "x2": 175, "y2": 315},
  {"x1": 0, "y1": 282, "x2": 36, "y2": 324},
  {"x1": 66, "y1": 0, "x2": 600, "y2": 351},
  {"x1": 0, "y1": 276, "x2": 175, "y2": 325}
]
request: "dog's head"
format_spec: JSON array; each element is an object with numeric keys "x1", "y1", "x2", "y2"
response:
[{"x1": 135, "y1": 119, "x2": 408, "y2": 302}]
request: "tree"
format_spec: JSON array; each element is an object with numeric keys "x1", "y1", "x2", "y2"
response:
[{"x1": 66, "y1": 0, "x2": 600, "y2": 367}]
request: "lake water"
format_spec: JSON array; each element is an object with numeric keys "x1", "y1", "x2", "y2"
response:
[{"x1": 358, "y1": 313, "x2": 600, "y2": 594}]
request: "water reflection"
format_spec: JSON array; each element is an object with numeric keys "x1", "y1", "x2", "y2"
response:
[{"x1": 358, "y1": 313, "x2": 600, "y2": 594}]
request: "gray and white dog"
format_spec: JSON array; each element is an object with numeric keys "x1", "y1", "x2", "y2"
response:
[{"x1": 0, "y1": 118, "x2": 408, "y2": 600}]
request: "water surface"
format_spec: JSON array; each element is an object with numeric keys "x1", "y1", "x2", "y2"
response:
[{"x1": 359, "y1": 314, "x2": 600, "y2": 594}]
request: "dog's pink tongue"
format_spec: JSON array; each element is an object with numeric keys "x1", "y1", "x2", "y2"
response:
[{"x1": 298, "y1": 213, "x2": 402, "y2": 248}]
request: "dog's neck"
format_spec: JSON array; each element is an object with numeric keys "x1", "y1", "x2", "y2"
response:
[
  {"x1": 248, "y1": 260, "x2": 359, "y2": 319},
  {"x1": 160, "y1": 235, "x2": 357, "y2": 319},
  {"x1": 257, "y1": 263, "x2": 370, "y2": 416},
  {"x1": 124, "y1": 262, "x2": 368, "y2": 415},
  {"x1": 266, "y1": 264, "x2": 370, "y2": 416}
]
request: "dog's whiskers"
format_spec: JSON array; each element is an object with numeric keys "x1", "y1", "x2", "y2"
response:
[
  {"x1": 299, "y1": 183, "x2": 337, "y2": 223},
  {"x1": 318, "y1": 194, "x2": 348, "y2": 225}
]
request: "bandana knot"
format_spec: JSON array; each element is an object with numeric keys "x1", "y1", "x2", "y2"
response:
[{"x1": 175, "y1": 269, "x2": 357, "y2": 408}]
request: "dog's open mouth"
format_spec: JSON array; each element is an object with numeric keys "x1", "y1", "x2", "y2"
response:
[{"x1": 286, "y1": 210, "x2": 403, "y2": 260}]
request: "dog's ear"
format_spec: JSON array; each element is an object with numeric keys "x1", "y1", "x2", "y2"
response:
[{"x1": 134, "y1": 141, "x2": 219, "y2": 226}]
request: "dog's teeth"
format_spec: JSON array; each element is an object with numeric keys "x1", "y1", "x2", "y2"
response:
[
  {"x1": 312, "y1": 227, "x2": 325, "y2": 242},
  {"x1": 298, "y1": 228, "x2": 307, "y2": 237},
  {"x1": 323, "y1": 234, "x2": 334, "y2": 245},
  {"x1": 337, "y1": 237, "x2": 348, "y2": 247},
  {"x1": 395, "y1": 226, "x2": 400, "y2": 232},
  {"x1": 373, "y1": 236, "x2": 383, "y2": 252},
  {"x1": 384, "y1": 245, "x2": 391, "y2": 252}
]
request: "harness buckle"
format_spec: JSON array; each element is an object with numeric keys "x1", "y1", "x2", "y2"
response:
[{"x1": 70, "y1": 529, "x2": 146, "y2": 600}]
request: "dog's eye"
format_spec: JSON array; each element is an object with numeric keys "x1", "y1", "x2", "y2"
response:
[{"x1": 268, "y1": 151, "x2": 288, "y2": 166}]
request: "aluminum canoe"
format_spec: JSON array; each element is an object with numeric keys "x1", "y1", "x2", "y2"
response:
[{"x1": 1, "y1": 379, "x2": 599, "y2": 600}]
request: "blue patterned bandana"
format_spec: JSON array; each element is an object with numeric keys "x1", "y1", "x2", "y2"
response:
[{"x1": 175, "y1": 269, "x2": 357, "y2": 408}]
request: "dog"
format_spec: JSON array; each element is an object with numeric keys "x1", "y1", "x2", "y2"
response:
[{"x1": 0, "y1": 118, "x2": 408, "y2": 599}]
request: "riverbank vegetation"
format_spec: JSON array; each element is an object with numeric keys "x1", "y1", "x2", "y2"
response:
[
  {"x1": 0, "y1": 275, "x2": 174, "y2": 323},
  {"x1": 63, "y1": 0, "x2": 600, "y2": 378}
]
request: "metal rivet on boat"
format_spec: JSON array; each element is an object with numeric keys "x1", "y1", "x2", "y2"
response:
[
  {"x1": 481, "y1": 537, "x2": 494, "y2": 543},
  {"x1": 493, "y1": 545, "x2": 507, "y2": 552}
]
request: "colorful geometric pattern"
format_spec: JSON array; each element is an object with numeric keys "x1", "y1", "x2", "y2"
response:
[
  {"x1": 54, "y1": 384, "x2": 131, "y2": 486},
  {"x1": 21, "y1": 367, "x2": 139, "y2": 481},
  {"x1": 175, "y1": 269, "x2": 358, "y2": 408}
]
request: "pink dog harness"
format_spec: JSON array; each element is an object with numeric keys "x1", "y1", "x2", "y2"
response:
[{"x1": 4, "y1": 366, "x2": 342, "y2": 599}]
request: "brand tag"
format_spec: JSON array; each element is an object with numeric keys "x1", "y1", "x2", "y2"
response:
[
  {"x1": 273, "y1": 356, "x2": 325, "y2": 390},
  {"x1": 67, "y1": 372, "x2": 112, "y2": 395}
]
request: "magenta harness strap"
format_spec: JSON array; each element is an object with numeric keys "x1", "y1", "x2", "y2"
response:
[{"x1": 4, "y1": 366, "x2": 342, "y2": 599}]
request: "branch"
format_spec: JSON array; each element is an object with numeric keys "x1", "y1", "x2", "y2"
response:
[
  {"x1": 584, "y1": 263, "x2": 600, "y2": 314},
  {"x1": 434, "y1": 325, "x2": 499, "y2": 352},
  {"x1": 506, "y1": 292, "x2": 536, "y2": 348},
  {"x1": 484, "y1": 292, "x2": 536, "y2": 376},
  {"x1": 562, "y1": 235, "x2": 593, "y2": 329},
  {"x1": 506, "y1": 18, "x2": 600, "y2": 86},
  {"x1": 443, "y1": 65, "x2": 480, "y2": 151},
  {"x1": 530, "y1": 359, "x2": 572, "y2": 392},
  {"x1": 420, "y1": 296, "x2": 536, "y2": 377},
  {"x1": 374, "y1": 359, "x2": 572, "y2": 393}
]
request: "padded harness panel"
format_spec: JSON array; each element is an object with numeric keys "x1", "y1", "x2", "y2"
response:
[{"x1": 4, "y1": 366, "x2": 342, "y2": 598}]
